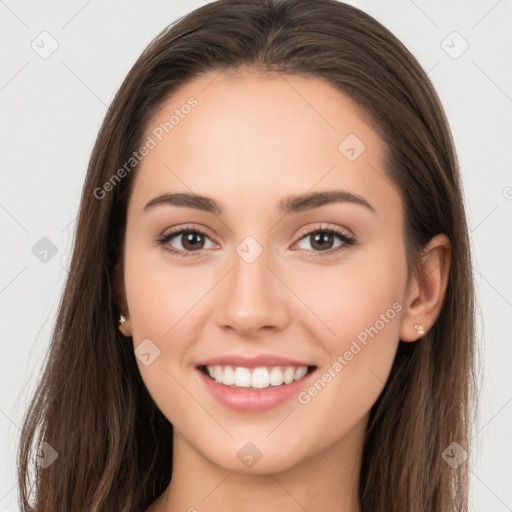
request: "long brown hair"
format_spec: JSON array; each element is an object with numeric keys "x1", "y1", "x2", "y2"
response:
[{"x1": 17, "y1": 0, "x2": 476, "y2": 510}]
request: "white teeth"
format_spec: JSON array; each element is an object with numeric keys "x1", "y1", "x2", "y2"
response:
[
  {"x1": 204, "y1": 364, "x2": 310, "y2": 389},
  {"x1": 223, "y1": 366, "x2": 235, "y2": 386},
  {"x1": 251, "y1": 367, "x2": 270, "y2": 389},
  {"x1": 269, "y1": 367, "x2": 283, "y2": 386},
  {"x1": 283, "y1": 367, "x2": 295, "y2": 384},
  {"x1": 234, "y1": 367, "x2": 251, "y2": 387},
  {"x1": 294, "y1": 366, "x2": 308, "y2": 380}
]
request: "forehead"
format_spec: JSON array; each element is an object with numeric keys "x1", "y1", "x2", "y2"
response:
[{"x1": 127, "y1": 70, "x2": 401, "y2": 221}]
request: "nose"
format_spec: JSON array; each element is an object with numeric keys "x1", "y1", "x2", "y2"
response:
[{"x1": 213, "y1": 247, "x2": 289, "y2": 338}]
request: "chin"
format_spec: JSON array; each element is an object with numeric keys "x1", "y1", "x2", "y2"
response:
[{"x1": 197, "y1": 436, "x2": 311, "y2": 475}]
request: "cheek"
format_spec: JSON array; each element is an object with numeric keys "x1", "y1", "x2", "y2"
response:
[
  {"x1": 298, "y1": 247, "x2": 405, "y2": 347},
  {"x1": 123, "y1": 240, "x2": 207, "y2": 341},
  {"x1": 323, "y1": 267, "x2": 403, "y2": 346}
]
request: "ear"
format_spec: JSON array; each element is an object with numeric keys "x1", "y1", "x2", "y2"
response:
[
  {"x1": 113, "y1": 257, "x2": 132, "y2": 337},
  {"x1": 399, "y1": 234, "x2": 451, "y2": 342}
]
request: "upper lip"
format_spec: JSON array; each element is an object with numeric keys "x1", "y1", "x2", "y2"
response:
[{"x1": 196, "y1": 354, "x2": 315, "y2": 369}]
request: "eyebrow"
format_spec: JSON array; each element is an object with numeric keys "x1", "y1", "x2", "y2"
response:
[{"x1": 143, "y1": 190, "x2": 376, "y2": 216}]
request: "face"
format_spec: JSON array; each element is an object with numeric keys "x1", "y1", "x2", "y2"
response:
[{"x1": 121, "y1": 70, "x2": 409, "y2": 474}]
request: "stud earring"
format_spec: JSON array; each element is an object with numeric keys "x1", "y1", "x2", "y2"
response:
[
  {"x1": 414, "y1": 323, "x2": 425, "y2": 336},
  {"x1": 119, "y1": 314, "x2": 126, "y2": 326}
]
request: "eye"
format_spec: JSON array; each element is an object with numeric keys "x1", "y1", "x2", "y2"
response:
[
  {"x1": 293, "y1": 225, "x2": 356, "y2": 257},
  {"x1": 156, "y1": 224, "x2": 217, "y2": 257}
]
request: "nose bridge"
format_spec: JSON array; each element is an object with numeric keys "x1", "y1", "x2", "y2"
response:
[{"x1": 214, "y1": 237, "x2": 288, "y2": 335}]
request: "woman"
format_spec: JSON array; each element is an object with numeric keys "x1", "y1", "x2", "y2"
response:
[{"x1": 17, "y1": 0, "x2": 476, "y2": 510}]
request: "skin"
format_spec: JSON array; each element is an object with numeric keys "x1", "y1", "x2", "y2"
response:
[{"x1": 114, "y1": 70, "x2": 451, "y2": 512}]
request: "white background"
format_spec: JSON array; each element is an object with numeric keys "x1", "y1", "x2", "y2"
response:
[{"x1": 1, "y1": 0, "x2": 511, "y2": 510}]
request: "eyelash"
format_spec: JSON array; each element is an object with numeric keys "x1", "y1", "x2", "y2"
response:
[{"x1": 156, "y1": 224, "x2": 357, "y2": 258}]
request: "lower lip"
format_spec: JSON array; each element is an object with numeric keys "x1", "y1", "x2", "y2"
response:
[{"x1": 197, "y1": 368, "x2": 315, "y2": 412}]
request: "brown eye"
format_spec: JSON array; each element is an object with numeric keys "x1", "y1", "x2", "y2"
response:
[
  {"x1": 157, "y1": 225, "x2": 216, "y2": 257},
  {"x1": 294, "y1": 226, "x2": 356, "y2": 257}
]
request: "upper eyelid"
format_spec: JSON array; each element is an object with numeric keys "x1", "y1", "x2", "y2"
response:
[
  {"x1": 160, "y1": 223, "x2": 216, "y2": 242},
  {"x1": 296, "y1": 224, "x2": 353, "y2": 239}
]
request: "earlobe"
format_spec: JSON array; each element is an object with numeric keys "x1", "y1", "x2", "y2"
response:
[
  {"x1": 399, "y1": 234, "x2": 451, "y2": 342},
  {"x1": 118, "y1": 313, "x2": 132, "y2": 337}
]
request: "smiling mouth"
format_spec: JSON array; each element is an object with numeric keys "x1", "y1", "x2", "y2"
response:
[{"x1": 198, "y1": 364, "x2": 317, "y2": 390}]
